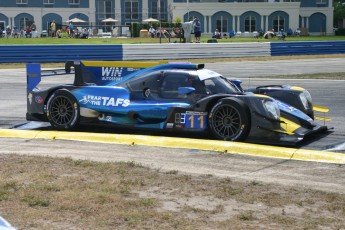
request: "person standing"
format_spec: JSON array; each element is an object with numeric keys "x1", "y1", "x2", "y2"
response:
[
  {"x1": 6, "y1": 25, "x2": 11, "y2": 38},
  {"x1": 69, "y1": 22, "x2": 74, "y2": 37},
  {"x1": 30, "y1": 21, "x2": 37, "y2": 38},
  {"x1": 193, "y1": 18, "x2": 201, "y2": 43},
  {"x1": 50, "y1": 20, "x2": 56, "y2": 37}
]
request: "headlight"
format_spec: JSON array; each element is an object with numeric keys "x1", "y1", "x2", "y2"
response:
[
  {"x1": 299, "y1": 90, "x2": 312, "y2": 109},
  {"x1": 263, "y1": 100, "x2": 280, "y2": 120}
]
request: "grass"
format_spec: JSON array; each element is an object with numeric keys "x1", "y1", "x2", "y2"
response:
[
  {"x1": 0, "y1": 35, "x2": 345, "y2": 45},
  {"x1": 1, "y1": 154, "x2": 345, "y2": 229}
]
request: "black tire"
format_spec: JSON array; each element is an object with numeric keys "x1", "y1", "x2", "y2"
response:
[
  {"x1": 208, "y1": 99, "x2": 251, "y2": 141},
  {"x1": 46, "y1": 89, "x2": 80, "y2": 130}
]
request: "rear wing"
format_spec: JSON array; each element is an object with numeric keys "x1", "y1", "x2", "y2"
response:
[
  {"x1": 67, "y1": 60, "x2": 167, "y2": 86},
  {"x1": 27, "y1": 60, "x2": 168, "y2": 90}
]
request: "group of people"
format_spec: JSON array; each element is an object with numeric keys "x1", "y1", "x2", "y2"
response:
[
  {"x1": 148, "y1": 26, "x2": 171, "y2": 38},
  {"x1": 210, "y1": 27, "x2": 302, "y2": 40},
  {"x1": 148, "y1": 18, "x2": 201, "y2": 43},
  {"x1": 1, "y1": 21, "x2": 38, "y2": 38},
  {"x1": 49, "y1": 20, "x2": 89, "y2": 39}
]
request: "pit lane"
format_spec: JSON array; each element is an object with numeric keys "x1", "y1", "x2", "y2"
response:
[{"x1": 0, "y1": 58, "x2": 344, "y2": 159}]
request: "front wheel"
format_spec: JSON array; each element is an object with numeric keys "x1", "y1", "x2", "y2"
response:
[
  {"x1": 209, "y1": 99, "x2": 251, "y2": 141},
  {"x1": 46, "y1": 89, "x2": 80, "y2": 130}
]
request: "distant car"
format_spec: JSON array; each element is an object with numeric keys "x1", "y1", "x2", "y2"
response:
[
  {"x1": 26, "y1": 61, "x2": 331, "y2": 145},
  {"x1": 0, "y1": 216, "x2": 16, "y2": 230},
  {"x1": 40, "y1": 30, "x2": 48, "y2": 37}
]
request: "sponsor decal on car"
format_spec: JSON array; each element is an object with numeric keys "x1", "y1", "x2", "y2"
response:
[
  {"x1": 79, "y1": 95, "x2": 130, "y2": 107},
  {"x1": 35, "y1": 96, "x2": 43, "y2": 104},
  {"x1": 174, "y1": 111, "x2": 208, "y2": 129},
  {"x1": 102, "y1": 67, "x2": 123, "y2": 81}
]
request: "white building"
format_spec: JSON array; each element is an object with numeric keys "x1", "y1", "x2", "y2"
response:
[{"x1": 0, "y1": 0, "x2": 334, "y2": 36}]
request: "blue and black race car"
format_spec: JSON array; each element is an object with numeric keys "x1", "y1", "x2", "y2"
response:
[{"x1": 26, "y1": 60, "x2": 331, "y2": 145}]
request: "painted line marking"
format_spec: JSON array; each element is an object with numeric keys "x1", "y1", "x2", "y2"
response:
[{"x1": 0, "y1": 128, "x2": 344, "y2": 164}]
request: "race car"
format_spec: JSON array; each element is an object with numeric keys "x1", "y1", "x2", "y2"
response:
[
  {"x1": 26, "y1": 60, "x2": 331, "y2": 145},
  {"x1": 0, "y1": 216, "x2": 16, "y2": 230}
]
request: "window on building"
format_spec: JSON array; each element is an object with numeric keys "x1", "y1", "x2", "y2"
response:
[
  {"x1": 216, "y1": 16, "x2": 228, "y2": 33},
  {"x1": 0, "y1": 21, "x2": 5, "y2": 30},
  {"x1": 283, "y1": 0, "x2": 300, "y2": 2},
  {"x1": 43, "y1": 0, "x2": 54, "y2": 4},
  {"x1": 316, "y1": 0, "x2": 327, "y2": 4},
  {"x1": 125, "y1": 0, "x2": 139, "y2": 20},
  {"x1": 68, "y1": 0, "x2": 80, "y2": 4},
  {"x1": 98, "y1": 0, "x2": 113, "y2": 20},
  {"x1": 151, "y1": 0, "x2": 166, "y2": 21},
  {"x1": 273, "y1": 15, "x2": 285, "y2": 31},
  {"x1": 16, "y1": 0, "x2": 28, "y2": 4},
  {"x1": 244, "y1": 16, "x2": 256, "y2": 32},
  {"x1": 20, "y1": 17, "x2": 30, "y2": 30}
]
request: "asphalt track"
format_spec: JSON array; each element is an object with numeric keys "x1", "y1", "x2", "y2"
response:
[{"x1": 0, "y1": 57, "x2": 344, "y2": 164}]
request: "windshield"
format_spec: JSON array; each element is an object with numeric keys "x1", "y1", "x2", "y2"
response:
[{"x1": 203, "y1": 76, "x2": 242, "y2": 95}]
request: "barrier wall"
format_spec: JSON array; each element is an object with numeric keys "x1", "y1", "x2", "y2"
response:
[
  {"x1": 0, "y1": 41, "x2": 343, "y2": 63},
  {"x1": 122, "y1": 43, "x2": 271, "y2": 60},
  {"x1": 271, "y1": 41, "x2": 345, "y2": 56},
  {"x1": 0, "y1": 44, "x2": 123, "y2": 63}
]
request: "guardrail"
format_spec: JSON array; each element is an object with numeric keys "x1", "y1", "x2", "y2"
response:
[
  {"x1": 271, "y1": 41, "x2": 345, "y2": 56},
  {"x1": 0, "y1": 44, "x2": 123, "y2": 63},
  {"x1": 0, "y1": 41, "x2": 343, "y2": 63}
]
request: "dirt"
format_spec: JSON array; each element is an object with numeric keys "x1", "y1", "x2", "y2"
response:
[{"x1": 1, "y1": 137, "x2": 345, "y2": 229}]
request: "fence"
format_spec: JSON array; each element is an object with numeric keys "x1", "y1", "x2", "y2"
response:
[{"x1": 0, "y1": 41, "x2": 343, "y2": 63}]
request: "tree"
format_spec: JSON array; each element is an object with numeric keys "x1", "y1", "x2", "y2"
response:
[{"x1": 334, "y1": 0, "x2": 345, "y2": 28}]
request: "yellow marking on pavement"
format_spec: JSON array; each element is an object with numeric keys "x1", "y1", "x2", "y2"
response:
[
  {"x1": 313, "y1": 105, "x2": 330, "y2": 113},
  {"x1": 314, "y1": 115, "x2": 331, "y2": 121},
  {"x1": 0, "y1": 129, "x2": 344, "y2": 164}
]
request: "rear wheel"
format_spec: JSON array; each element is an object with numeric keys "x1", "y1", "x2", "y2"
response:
[
  {"x1": 46, "y1": 89, "x2": 80, "y2": 130},
  {"x1": 209, "y1": 99, "x2": 250, "y2": 141}
]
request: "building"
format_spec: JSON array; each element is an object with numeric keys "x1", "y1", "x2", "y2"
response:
[{"x1": 0, "y1": 0, "x2": 333, "y2": 36}]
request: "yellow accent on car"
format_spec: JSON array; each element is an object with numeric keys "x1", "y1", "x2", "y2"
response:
[
  {"x1": 277, "y1": 117, "x2": 301, "y2": 135},
  {"x1": 254, "y1": 94, "x2": 270, "y2": 98},
  {"x1": 314, "y1": 115, "x2": 331, "y2": 121},
  {"x1": 313, "y1": 105, "x2": 329, "y2": 113},
  {"x1": 81, "y1": 61, "x2": 167, "y2": 68},
  {"x1": 290, "y1": 86, "x2": 305, "y2": 91}
]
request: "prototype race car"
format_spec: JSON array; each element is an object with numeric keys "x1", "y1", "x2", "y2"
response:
[{"x1": 26, "y1": 60, "x2": 331, "y2": 145}]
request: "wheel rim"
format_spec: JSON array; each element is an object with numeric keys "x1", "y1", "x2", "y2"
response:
[
  {"x1": 212, "y1": 104, "x2": 241, "y2": 139},
  {"x1": 49, "y1": 96, "x2": 75, "y2": 125}
]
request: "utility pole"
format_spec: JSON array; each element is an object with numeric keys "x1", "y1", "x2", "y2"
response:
[{"x1": 159, "y1": 0, "x2": 162, "y2": 43}]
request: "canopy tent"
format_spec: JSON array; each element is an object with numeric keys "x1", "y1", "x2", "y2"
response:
[
  {"x1": 66, "y1": 18, "x2": 86, "y2": 23},
  {"x1": 101, "y1": 18, "x2": 119, "y2": 33},
  {"x1": 142, "y1": 18, "x2": 159, "y2": 23},
  {"x1": 101, "y1": 18, "x2": 118, "y2": 23}
]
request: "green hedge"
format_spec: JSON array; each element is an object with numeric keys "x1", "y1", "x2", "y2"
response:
[{"x1": 335, "y1": 28, "x2": 345, "y2": 36}]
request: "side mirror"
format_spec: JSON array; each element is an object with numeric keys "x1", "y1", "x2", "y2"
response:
[{"x1": 178, "y1": 87, "x2": 195, "y2": 95}]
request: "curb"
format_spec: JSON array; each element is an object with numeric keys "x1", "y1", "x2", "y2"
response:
[{"x1": 0, "y1": 128, "x2": 344, "y2": 164}]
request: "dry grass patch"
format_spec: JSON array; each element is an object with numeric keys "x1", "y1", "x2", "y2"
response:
[{"x1": 1, "y1": 154, "x2": 345, "y2": 229}]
